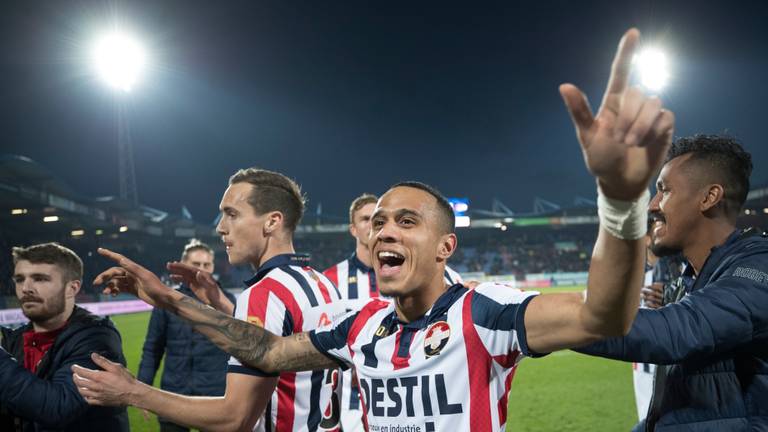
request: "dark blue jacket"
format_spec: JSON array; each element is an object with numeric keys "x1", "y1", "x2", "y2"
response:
[
  {"x1": 0, "y1": 306, "x2": 129, "y2": 432},
  {"x1": 137, "y1": 284, "x2": 237, "y2": 396},
  {"x1": 578, "y1": 228, "x2": 768, "y2": 431}
]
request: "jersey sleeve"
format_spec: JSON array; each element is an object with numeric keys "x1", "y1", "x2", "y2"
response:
[
  {"x1": 227, "y1": 284, "x2": 291, "y2": 377},
  {"x1": 469, "y1": 282, "x2": 540, "y2": 362},
  {"x1": 308, "y1": 310, "x2": 359, "y2": 369}
]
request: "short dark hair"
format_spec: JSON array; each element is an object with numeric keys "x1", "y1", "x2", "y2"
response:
[
  {"x1": 390, "y1": 181, "x2": 455, "y2": 234},
  {"x1": 181, "y1": 238, "x2": 214, "y2": 261},
  {"x1": 12, "y1": 243, "x2": 83, "y2": 282},
  {"x1": 666, "y1": 134, "x2": 752, "y2": 217},
  {"x1": 229, "y1": 168, "x2": 306, "y2": 232},
  {"x1": 349, "y1": 193, "x2": 378, "y2": 224}
]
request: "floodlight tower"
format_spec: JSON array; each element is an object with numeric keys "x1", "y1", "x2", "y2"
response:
[{"x1": 92, "y1": 32, "x2": 146, "y2": 206}]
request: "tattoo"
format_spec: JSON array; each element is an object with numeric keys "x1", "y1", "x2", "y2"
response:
[
  {"x1": 173, "y1": 296, "x2": 274, "y2": 369},
  {"x1": 170, "y1": 296, "x2": 336, "y2": 373},
  {"x1": 277, "y1": 333, "x2": 339, "y2": 372}
]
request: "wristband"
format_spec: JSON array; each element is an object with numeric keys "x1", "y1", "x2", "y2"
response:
[{"x1": 597, "y1": 188, "x2": 650, "y2": 240}]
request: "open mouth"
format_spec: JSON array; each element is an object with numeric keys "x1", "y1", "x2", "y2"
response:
[
  {"x1": 377, "y1": 250, "x2": 405, "y2": 277},
  {"x1": 649, "y1": 213, "x2": 666, "y2": 237}
]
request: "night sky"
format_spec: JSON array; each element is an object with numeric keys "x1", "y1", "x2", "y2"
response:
[{"x1": 2, "y1": 1, "x2": 767, "y2": 223}]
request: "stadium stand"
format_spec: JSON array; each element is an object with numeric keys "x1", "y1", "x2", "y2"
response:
[{"x1": 3, "y1": 153, "x2": 767, "y2": 302}]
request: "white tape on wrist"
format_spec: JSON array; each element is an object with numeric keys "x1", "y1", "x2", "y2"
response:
[{"x1": 597, "y1": 188, "x2": 650, "y2": 240}]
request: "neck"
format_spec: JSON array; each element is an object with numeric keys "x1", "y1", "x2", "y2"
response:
[
  {"x1": 683, "y1": 220, "x2": 735, "y2": 275},
  {"x1": 355, "y1": 242, "x2": 372, "y2": 268},
  {"x1": 254, "y1": 235, "x2": 296, "y2": 269},
  {"x1": 394, "y1": 267, "x2": 448, "y2": 323},
  {"x1": 32, "y1": 305, "x2": 73, "y2": 333}
]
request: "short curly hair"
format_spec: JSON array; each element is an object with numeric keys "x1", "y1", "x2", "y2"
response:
[
  {"x1": 12, "y1": 243, "x2": 83, "y2": 282},
  {"x1": 666, "y1": 134, "x2": 752, "y2": 217}
]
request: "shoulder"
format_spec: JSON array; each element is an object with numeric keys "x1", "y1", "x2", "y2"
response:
[{"x1": 471, "y1": 282, "x2": 539, "y2": 304}]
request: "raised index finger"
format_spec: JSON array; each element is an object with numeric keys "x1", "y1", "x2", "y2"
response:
[
  {"x1": 601, "y1": 28, "x2": 640, "y2": 114},
  {"x1": 97, "y1": 248, "x2": 142, "y2": 274}
]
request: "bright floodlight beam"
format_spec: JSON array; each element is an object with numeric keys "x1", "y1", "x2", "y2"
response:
[
  {"x1": 633, "y1": 47, "x2": 670, "y2": 92},
  {"x1": 92, "y1": 32, "x2": 146, "y2": 92}
]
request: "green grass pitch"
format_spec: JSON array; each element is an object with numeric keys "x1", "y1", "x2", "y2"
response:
[{"x1": 111, "y1": 285, "x2": 638, "y2": 431}]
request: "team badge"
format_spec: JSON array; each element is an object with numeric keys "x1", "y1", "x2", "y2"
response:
[
  {"x1": 424, "y1": 321, "x2": 451, "y2": 358},
  {"x1": 247, "y1": 316, "x2": 264, "y2": 327},
  {"x1": 305, "y1": 269, "x2": 320, "y2": 283}
]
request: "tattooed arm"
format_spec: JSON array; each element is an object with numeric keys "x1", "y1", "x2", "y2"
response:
[
  {"x1": 94, "y1": 248, "x2": 337, "y2": 373},
  {"x1": 169, "y1": 295, "x2": 337, "y2": 372}
]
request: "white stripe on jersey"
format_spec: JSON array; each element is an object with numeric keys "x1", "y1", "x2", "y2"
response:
[
  {"x1": 229, "y1": 262, "x2": 347, "y2": 432},
  {"x1": 310, "y1": 282, "x2": 538, "y2": 432}
]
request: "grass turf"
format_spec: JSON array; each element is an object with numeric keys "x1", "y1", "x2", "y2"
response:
[{"x1": 112, "y1": 285, "x2": 638, "y2": 431}]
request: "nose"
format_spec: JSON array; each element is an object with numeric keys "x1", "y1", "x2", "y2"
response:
[
  {"x1": 216, "y1": 218, "x2": 227, "y2": 236},
  {"x1": 375, "y1": 220, "x2": 399, "y2": 243},
  {"x1": 649, "y1": 190, "x2": 662, "y2": 212},
  {"x1": 20, "y1": 279, "x2": 35, "y2": 294}
]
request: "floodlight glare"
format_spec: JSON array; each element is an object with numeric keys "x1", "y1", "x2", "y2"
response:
[
  {"x1": 92, "y1": 32, "x2": 146, "y2": 92},
  {"x1": 634, "y1": 48, "x2": 669, "y2": 92}
]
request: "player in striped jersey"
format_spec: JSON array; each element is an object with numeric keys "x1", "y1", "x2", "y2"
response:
[
  {"x1": 74, "y1": 168, "x2": 345, "y2": 431},
  {"x1": 75, "y1": 29, "x2": 675, "y2": 431},
  {"x1": 325, "y1": 193, "x2": 464, "y2": 432}
]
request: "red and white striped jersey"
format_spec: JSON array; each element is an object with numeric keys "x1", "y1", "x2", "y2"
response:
[
  {"x1": 309, "y1": 282, "x2": 539, "y2": 432},
  {"x1": 323, "y1": 255, "x2": 465, "y2": 431},
  {"x1": 228, "y1": 254, "x2": 348, "y2": 432}
]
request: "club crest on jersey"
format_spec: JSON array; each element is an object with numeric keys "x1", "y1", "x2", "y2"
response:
[
  {"x1": 424, "y1": 321, "x2": 450, "y2": 358},
  {"x1": 304, "y1": 268, "x2": 320, "y2": 283},
  {"x1": 247, "y1": 316, "x2": 264, "y2": 327}
]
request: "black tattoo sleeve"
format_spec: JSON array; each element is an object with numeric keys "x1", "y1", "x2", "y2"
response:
[{"x1": 168, "y1": 296, "x2": 336, "y2": 372}]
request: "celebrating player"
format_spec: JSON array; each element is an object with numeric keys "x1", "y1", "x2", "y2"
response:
[
  {"x1": 73, "y1": 28, "x2": 674, "y2": 431},
  {"x1": 323, "y1": 193, "x2": 465, "y2": 431}
]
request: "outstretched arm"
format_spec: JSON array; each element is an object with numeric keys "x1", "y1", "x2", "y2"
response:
[
  {"x1": 94, "y1": 248, "x2": 337, "y2": 373},
  {"x1": 523, "y1": 28, "x2": 674, "y2": 354}
]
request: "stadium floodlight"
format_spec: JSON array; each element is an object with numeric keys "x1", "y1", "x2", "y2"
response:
[
  {"x1": 119, "y1": 225, "x2": 129, "y2": 232},
  {"x1": 43, "y1": 216, "x2": 59, "y2": 223},
  {"x1": 92, "y1": 32, "x2": 146, "y2": 92},
  {"x1": 634, "y1": 47, "x2": 670, "y2": 92}
]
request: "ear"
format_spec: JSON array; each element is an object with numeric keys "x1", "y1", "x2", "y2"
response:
[
  {"x1": 263, "y1": 211, "x2": 284, "y2": 235},
  {"x1": 700, "y1": 184, "x2": 725, "y2": 213},
  {"x1": 437, "y1": 233, "x2": 458, "y2": 261},
  {"x1": 349, "y1": 223, "x2": 357, "y2": 238},
  {"x1": 66, "y1": 280, "x2": 81, "y2": 299}
]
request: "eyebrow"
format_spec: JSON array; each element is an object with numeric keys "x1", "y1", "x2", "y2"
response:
[
  {"x1": 14, "y1": 273, "x2": 51, "y2": 279},
  {"x1": 372, "y1": 208, "x2": 422, "y2": 219}
]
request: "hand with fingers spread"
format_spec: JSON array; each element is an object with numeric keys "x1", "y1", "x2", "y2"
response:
[
  {"x1": 72, "y1": 353, "x2": 144, "y2": 407},
  {"x1": 93, "y1": 248, "x2": 177, "y2": 308},
  {"x1": 560, "y1": 28, "x2": 675, "y2": 200},
  {"x1": 167, "y1": 261, "x2": 234, "y2": 315}
]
